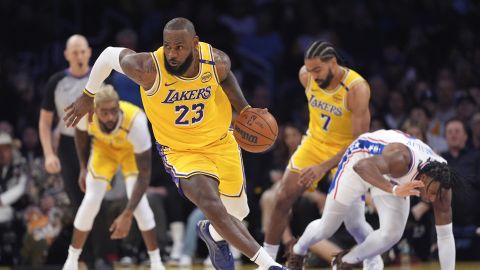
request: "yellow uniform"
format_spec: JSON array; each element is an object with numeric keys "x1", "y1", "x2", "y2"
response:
[
  {"x1": 289, "y1": 68, "x2": 367, "y2": 176},
  {"x1": 87, "y1": 101, "x2": 141, "y2": 185},
  {"x1": 140, "y1": 42, "x2": 244, "y2": 197}
]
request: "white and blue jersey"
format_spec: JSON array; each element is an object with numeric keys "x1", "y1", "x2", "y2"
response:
[{"x1": 328, "y1": 129, "x2": 446, "y2": 204}]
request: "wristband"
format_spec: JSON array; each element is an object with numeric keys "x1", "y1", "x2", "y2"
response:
[
  {"x1": 240, "y1": 105, "x2": 252, "y2": 114},
  {"x1": 83, "y1": 88, "x2": 95, "y2": 97},
  {"x1": 392, "y1": 185, "x2": 399, "y2": 196}
]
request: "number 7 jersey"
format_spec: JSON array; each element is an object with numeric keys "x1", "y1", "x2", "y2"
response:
[
  {"x1": 306, "y1": 68, "x2": 366, "y2": 148},
  {"x1": 140, "y1": 42, "x2": 232, "y2": 150}
]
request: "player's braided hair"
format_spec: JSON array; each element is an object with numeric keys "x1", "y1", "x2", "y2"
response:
[
  {"x1": 305, "y1": 41, "x2": 345, "y2": 65},
  {"x1": 418, "y1": 159, "x2": 462, "y2": 200}
]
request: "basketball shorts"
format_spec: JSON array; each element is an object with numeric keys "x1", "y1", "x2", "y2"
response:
[
  {"x1": 88, "y1": 145, "x2": 138, "y2": 189},
  {"x1": 156, "y1": 130, "x2": 245, "y2": 197},
  {"x1": 288, "y1": 135, "x2": 343, "y2": 182}
]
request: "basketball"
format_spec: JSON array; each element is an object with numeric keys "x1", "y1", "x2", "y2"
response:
[{"x1": 233, "y1": 108, "x2": 278, "y2": 153}]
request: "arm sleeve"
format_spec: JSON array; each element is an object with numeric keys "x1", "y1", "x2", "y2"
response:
[
  {"x1": 127, "y1": 112, "x2": 152, "y2": 153},
  {"x1": 85, "y1": 47, "x2": 125, "y2": 94},
  {"x1": 436, "y1": 223, "x2": 455, "y2": 270},
  {"x1": 0, "y1": 173, "x2": 27, "y2": 206},
  {"x1": 41, "y1": 71, "x2": 66, "y2": 112}
]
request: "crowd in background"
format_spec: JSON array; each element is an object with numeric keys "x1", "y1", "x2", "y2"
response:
[{"x1": 1, "y1": 0, "x2": 480, "y2": 268}]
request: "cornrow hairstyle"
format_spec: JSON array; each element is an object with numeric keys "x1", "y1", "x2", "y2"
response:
[
  {"x1": 304, "y1": 41, "x2": 345, "y2": 65},
  {"x1": 418, "y1": 159, "x2": 469, "y2": 205}
]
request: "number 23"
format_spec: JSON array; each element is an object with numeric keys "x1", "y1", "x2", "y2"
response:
[{"x1": 175, "y1": 103, "x2": 205, "y2": 125}]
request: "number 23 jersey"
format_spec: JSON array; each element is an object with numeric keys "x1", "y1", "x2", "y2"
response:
[{"x1": 140, "y1": 42, "x2": 232, "y2": 150}]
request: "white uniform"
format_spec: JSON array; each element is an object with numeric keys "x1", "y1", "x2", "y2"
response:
[
  {"x1": 294, "y1": 130, "x2": 449, "y2": 269},
  {"x1": 329, "y1": 129, "x2": 446, "y2": 206}
]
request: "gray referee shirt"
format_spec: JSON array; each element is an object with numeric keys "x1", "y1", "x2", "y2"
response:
[{"x1": 41, "y1": 69, "x2": 90, "y2": 137}]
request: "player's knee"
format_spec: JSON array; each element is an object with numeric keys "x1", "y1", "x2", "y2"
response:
[
  {"x1": 134, "y1": 199, "x2": 156, "y2": 231},
  {"x1": 228, "y1": 203, "x2": 249, "y2": 221},
  {"x1": 197, "y1": 196, "x2": 225, "y2": 217},
  {"x1": 275, "y1": 187, "x2": 297, "y2": 209},
  {"x1": 379, "y1": 229, "x2": 402, "y2": 245},
  {"x1": 73, "y1": 194, "x2": 102, "y2": 231}
]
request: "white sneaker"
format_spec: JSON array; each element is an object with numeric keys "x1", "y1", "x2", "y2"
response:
[
  {"x1": 178, "y1": 255, "x2": 192, "y2": 266},
  {"x1": 151, "y1": 261, "x2": 166, "y2": 270},
  {"x1": 363, "y1": 255, "x2": 384, "y2": 270},
  {"x1": 62, "y1": 259, "x2": 78, "y2": 270},
  {"x1": 119, "y1": 256, "x2": 135, "y2": 267}
]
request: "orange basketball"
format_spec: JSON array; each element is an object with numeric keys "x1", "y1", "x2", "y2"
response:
[{"x1": 233, "y1": 108, "x2": 278, "y2": 153}]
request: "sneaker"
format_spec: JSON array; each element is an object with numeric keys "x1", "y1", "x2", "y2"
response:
[
  {"x1": 62, "y1": 260, "x2": 78, "y2": 270},
  {"x1": 363, "y1": 255, "x2": 384, "y2": 270},
  {"x1": 196, "y1": 220, "x2": 234, "y2": 270},
  {"x1": 331, "y1": 250, "x2": 356, "y2": 270},
  {"x1": 178, "y1": 255, "x2": 192, "y2": 267},
  {"x1": 285, "y1": 239, "x2": 305, "y2": 270},
  {"x1": 268, "y1": 266, "x2": 290, "y2": 270},
  {"x1": 150, "y1": 261, "x2": 166, "y2": 270},
  {"x1": 119, "y1": 256, "x2": 135, "y2": 267}
]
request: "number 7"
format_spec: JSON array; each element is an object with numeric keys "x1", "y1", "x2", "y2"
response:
[{"x1": 321, "y1": 114, "x2": 331, "y2": 131}]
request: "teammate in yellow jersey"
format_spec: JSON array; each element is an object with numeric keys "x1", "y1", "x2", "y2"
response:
[
  {"x1": 63, "y1": 85, "x2": 165, "y2": 270},
  {"x1": 64, "y1": 18, "x2": 288, "y2": 270},
  {"x1": 261, "y1": 41, "x2": 380, "y2": 268}
]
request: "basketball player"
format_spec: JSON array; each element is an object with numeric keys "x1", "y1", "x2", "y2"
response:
[
  {"x1": 39, "y1": 34, "x2": 91, "y2": 210},
  {"x1": 263, "y1": 41, "x2": 381, "y2": 267},
  {"x1": 63, "y1": 86, "x2": 165, "y2": 270},
  {"x1": 63, "y1": 18, "x2": 288, "y2": 270},
  {"x1": 287, "y1": 129, "x2": 455, "y2": 270}
]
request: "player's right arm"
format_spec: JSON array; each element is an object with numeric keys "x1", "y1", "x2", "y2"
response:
[
  {"x1": 74, "y1": 118, "x2": 90, "y2": 192},
  {"x1": 353, "y1": 143, "x2": 424, "y2": 196},
  {"x1": 64, "y1": 47, "x2": 157, "y2": 127}
]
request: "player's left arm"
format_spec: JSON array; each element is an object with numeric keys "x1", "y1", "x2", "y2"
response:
[
  {"x1": 432, "y1": 189, "x2": 455, "y2": 269},
  {"x1": 213, "y1": 48, "x2": 251, "y2": 113}
]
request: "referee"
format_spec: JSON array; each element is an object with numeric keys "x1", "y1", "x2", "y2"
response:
[{"x1": 39, "y1": 34, "x2": 91, "y2": 210}]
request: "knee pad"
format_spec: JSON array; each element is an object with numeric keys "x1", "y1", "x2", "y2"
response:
[
  {"x1": 73, "y1": 174, "x2": 108, "y2": 231},
  {"x1": 134, "y1": 195, "x2": 156, "y2": 231},
  {"x1": 221, "y1": 190, "x2": 249, "y2": 220}
]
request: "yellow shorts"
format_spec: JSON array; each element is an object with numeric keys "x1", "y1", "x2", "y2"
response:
[
  {"x1": 156, "y1": 131, "x2": 245, "y2": 197},
  {"x1": 88, "y1": 145, "x2": 138, "y2": 188},
  {"x1": 288, "y1": 135, "x2": 343, "y2": 180}
]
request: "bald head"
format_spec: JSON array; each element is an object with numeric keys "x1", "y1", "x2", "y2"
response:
[
  {"x1": 64, "y1": 34, "x2": 91, "y2": 74},
  {"x1": 66, "y1": 34, "x2": 89, "y2": 50},
  {"x1": 164, "y1": 17, "x2": 196, "y2": 36}
]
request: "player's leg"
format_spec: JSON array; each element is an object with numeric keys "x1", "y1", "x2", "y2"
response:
[
  {"x1": 264, "y1": 169, "x2": 305, "y2": 256},
  {"x1": 124, "y1": 175, "x2": 164, "y2": 269},
  {"x1": 180, "y1": 175, "x2": 283, "y2": 270},
  {"x1": 340, "y1": 194, "x2": 410, "y2": 265},
  {"x1": 63, "y1": 173, "x2": 108, "y2": 270}
]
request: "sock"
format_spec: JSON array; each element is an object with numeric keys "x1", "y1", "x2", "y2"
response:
[
  {"x1": 250, "y1": 248, "x2": 281, "y2": 269},
  {"x1": 169, "y1": 222, "x2": 184, "y2": 258},
  {"x1": 292, "y1": 243, "x2": 304, "y2": 256},
  {"x1": 208, "y1": 224, "x2": 224, "y2": 242},
  {"x1": 148, "y1": 248, "x2": 162, "y2": 264},
  {"x1": 263, "y1": 242, "x2": 280, "y2": 259},
  {"x1": 66, "y1": 245, "x2": 82, "y2": 262}
]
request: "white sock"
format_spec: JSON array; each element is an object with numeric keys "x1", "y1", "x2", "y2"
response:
[
  {"x1": 148, "y1": 248, "x2": 162, "y2": 264},
  {"x1": 66, "y1": 245, "x2": 82, "y2": 262},
  {"x1": 263, "y1": 242, "x2": 280, "y2": 259},
  {"x1": 251, "y1": 248, "x2": 281, "y2": 269},
  {"x1": 169, "y1": 222, "x2": 184, "y2": 258},
  {"x1": 208, "y1": 224, "x2": 224, "y2": 241}
]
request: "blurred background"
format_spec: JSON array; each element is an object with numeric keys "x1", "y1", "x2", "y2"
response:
[{"x1": 0, "y1": 0, "x2": 479, "y2": 269}]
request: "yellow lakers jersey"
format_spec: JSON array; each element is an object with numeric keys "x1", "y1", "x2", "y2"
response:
[
  {"x1": 306, "y1": 67, "x2": 366, "y2": 148},
  {"x1": 88, "y1": 101, "x2": 141, "y2": 151},
  {"x1": 140, "y1": 42, "x2": 232, "y2": 150}
]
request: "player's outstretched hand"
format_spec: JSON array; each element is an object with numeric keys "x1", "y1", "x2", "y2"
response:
[
  {"x1": 393, "y1": 180, "x2": 425, "y2": 197},
  {"x1": 64, "y1": 93, "x2": 94, "y2": 127},
  {"x1": 110, "y1": 210, "x2": 133, "y2": 239}
]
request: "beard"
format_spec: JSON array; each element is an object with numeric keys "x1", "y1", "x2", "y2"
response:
[
  {"x1": 99, "y1": 120, "x2": 116, "y2": 133},
  {"x1": 164, "y1": 51, "x2": 194, "y2": 76},
  {"x1": 316, "y1": 69, "x2": 334, "y2": 89}
]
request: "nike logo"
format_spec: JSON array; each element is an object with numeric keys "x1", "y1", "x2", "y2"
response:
[{"x1": 164, "y1": 81, "x2": 177, "y2": 86}]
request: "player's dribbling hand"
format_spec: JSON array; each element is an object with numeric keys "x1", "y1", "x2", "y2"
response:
[
  {"x1": 299, "y1": 164, "x2": 329, "y2": 189},
  {"x1": 110, "y1": 211, "x2": 133, "y2": 239},
  {"x1": 64, "y1": 93, "x2": 94, "y2": 127},
  {"x1": 45, "y1": 154, "x2": 61, "y2": 174},
  {"x1": 393, "y1": 180, "x2": 425, "y2": 197},
  {"x1": 78, "y1": 169, "x2": 87, "y2": 192}
]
